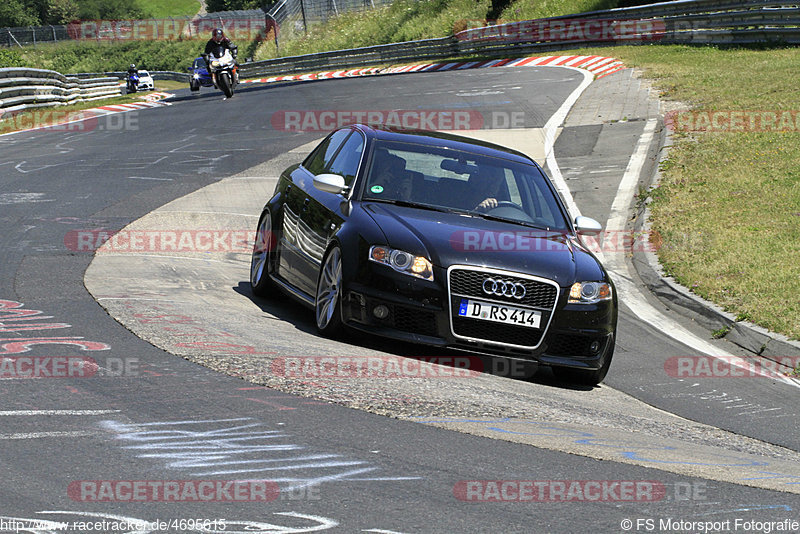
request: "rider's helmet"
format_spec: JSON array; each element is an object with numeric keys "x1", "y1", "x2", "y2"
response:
[
  {"x1": 212, "y1": 28, "x2": 224, "y2": 43},
  {"x1": 130, "y1": 64, "x2": 136, "y2": 69}
]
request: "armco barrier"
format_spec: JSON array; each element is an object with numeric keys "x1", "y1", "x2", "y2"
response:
[
  {"x1": 236, "y1": 0, "x2": 800, "y2": 77},
  {"x1": 0, "y1": 68, "x2": 119, "y2": 114},
  {"x1": 10, "y1": 0, "x2": 800, "y2": 94},
  {"x1": 73, "y1": 71, "x2": 191, "y2": 83}
]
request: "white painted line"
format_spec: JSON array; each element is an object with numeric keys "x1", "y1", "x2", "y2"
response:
[
  {"x1": 0, "y1": 410, "x2": 121, "y2": 416},
  {"x1": 542, "y1": 66, "x2": 594, "y2": 219},
  {"x1": 552, "y1": 114, "x2": 800, "y2": 389}
]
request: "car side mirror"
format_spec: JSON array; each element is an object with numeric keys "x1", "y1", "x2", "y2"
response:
[
  {"x1": 313, "y1": 173, "x2": 347, "y2": 195},
  {"x1": 574, "y1": 216, "x2": 603, "y2": 236}
]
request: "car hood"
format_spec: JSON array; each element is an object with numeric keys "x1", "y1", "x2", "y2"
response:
[{"x1": 362, "y1": 202, "x2": 593, "y2": 285}]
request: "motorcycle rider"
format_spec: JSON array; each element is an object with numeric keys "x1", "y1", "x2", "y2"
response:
[
  {"x1": 203, "y1": 28, "x2": 239, "y2": 85},
  {"x1": 126, "y1": 63, "x2": 139, "y2": 92}
]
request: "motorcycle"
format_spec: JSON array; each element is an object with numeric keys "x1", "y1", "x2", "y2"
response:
[
  {"x1": 126, "y1": 72, "x2": 139, "y2": 94},
  {"x1": 203, "y1": 45, "x2": 238, "y2": 99}
]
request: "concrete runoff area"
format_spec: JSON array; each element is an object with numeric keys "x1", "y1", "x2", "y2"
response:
[{"x1": 85, "y1": 127, "x2": 800, "y2": 495}]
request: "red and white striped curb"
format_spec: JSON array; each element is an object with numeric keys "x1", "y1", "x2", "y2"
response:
[
  {"x1": 94, "y1": 100, "x2": 172, "y2": 113},
  {"x1": 241, "y1": 67, "x2": 382, "y2": 84},
  {"x1": 139, "y1": 92, "x2": 174, "y2": 102},
  {"x1": 0, "y1": 99, "x2": 173, "y2": 136},
  {"x1": 383, "y1": 55, "x2": 625, "y2": 78},
  {"x1": 240, "y1": 55, "x2": 624, "y2": 85}
]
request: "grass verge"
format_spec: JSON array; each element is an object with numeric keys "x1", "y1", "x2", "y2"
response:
[
  {"x1": 583, "y1": 44, "x2": 800, "y2": 340},
  {"x1": 139, "y1": 0, "x2": 202, "y2": 18}
]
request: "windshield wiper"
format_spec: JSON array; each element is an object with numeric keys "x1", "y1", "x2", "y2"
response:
[
  {"x1": 366, "y1": 198, "x2": 470, "y2": 215},
  {"x1": 466, "y1": 211, "x2": 552, "y2": 231}
]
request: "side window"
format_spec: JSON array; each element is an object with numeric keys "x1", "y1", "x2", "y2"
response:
[
  {"x1": 504, "y1": 169, "x2": 522, "y2": 204},
  {"x1": 303, "y1": 129, "x2": 351, "y2": 176},
  {"x1": 327, "y1": 132, "x2": 364, "y2": 186}
]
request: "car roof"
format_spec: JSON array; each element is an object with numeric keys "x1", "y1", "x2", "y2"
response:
[{"x1": 353, "y1": 123, "x2": 536, "y2": 166}]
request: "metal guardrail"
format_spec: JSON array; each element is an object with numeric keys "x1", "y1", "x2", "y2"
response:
[
  {"x1": 4, "y1": 0, "x2": 799, "y2": 105},
  {"x1": 73, "y1": 71, "x2": 191, "y2": 83},
  {"x1": 238, "y1": 0, "x2": 800, "y2": 76},
  {"x1": 0, "y1": 68, "x2": 119, "y2": 113}
]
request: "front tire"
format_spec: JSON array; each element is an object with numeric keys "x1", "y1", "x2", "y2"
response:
[
  {"x1": 250, "y1": 211, "x2": 274, "y2": 297},
  {"x1": 315, "y1": 245, "x2": 344, "y2": 336},
  {"x1": 190, "y1": 80, "x2": 199, "y2": 92},
  {"x1": 219, "y1": 72, "x2": 233, "y2": 98}
]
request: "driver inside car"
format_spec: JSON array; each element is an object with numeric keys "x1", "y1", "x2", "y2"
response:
[
  {"x1": 370, "y1": 151, "x2": 413, "y2": 201},
  {"x1": 467, "y1": 165, "x2": 508, "y2": 212}
]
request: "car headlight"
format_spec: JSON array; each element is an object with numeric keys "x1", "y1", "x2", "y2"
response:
[
  {"x1": 193, "y1": 73, "x2": 199, "y2": 79},
  {"x1": 369, "y1": 245, "x2": 433, "y2": 281},
  {"x1": 568, "y1": 282, "x2": 612, "y2": 304}
]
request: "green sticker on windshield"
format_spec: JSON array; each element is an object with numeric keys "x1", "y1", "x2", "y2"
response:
[{"x1": 370, "y1": 185, "x2": 384, "y2": 194}]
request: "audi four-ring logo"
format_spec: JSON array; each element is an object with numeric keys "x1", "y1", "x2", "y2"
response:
[{"x1": 482, "y1": 278, "x2": 526, "y2": 299}]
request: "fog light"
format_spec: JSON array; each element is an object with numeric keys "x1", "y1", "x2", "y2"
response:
[
  {"x1": 589, "y1": 341, "x2": 601, "y2": 354},
  {"x1": 373, "y1": 304, "x2": 389, "y2": 320}
]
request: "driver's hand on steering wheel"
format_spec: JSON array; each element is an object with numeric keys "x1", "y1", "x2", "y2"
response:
[{"x1": 476, "y1": 197, "x2": 498, "y2": 211}]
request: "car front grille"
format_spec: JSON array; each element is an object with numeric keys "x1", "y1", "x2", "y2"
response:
[
  {"x1": 448, "y1": 267, "x2": 558, "y2": 349},
  {"x1": 449, "y1": 269, "x2": 557, "y2": 308}
]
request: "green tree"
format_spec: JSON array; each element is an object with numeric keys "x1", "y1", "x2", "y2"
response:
[
  {"x1": 44, "y1": 0, "x2": 80, "y2": 23},
  {"x1": 205, "y1": 0, "x2": 264, "y2": 13},
  {"x1": 1, "y1": 0, "x2": 41, "y2": 27},
  {"x1": 26, "y1": 0, "x2": 80, "y2": 24}
]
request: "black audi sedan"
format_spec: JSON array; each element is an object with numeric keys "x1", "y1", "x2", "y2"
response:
[{"x1": 250, "y1": 124, "x2": 617, "y2": 385}]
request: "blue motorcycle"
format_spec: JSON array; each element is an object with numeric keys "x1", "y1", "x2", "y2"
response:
[{"x1": 126, "y1": 72, "x2": 139, "y2": 94}]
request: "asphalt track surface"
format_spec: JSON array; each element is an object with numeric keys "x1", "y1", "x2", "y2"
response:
[{"x1": 1, "y1": 67, "x2": 799, "y2": 533}]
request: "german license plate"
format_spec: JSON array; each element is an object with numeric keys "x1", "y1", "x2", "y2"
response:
[{"x1": 457, "y1": 299, "x2": 541, "y2": 329}]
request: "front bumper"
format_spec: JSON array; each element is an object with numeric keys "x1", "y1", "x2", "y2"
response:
[{"x1": 340, "y1": 263, "x2": 616, "y2": 371}]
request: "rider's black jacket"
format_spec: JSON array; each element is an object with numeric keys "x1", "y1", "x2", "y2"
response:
[{"x1": 204, "y1": 37, "x2": 237, "y2": 57}]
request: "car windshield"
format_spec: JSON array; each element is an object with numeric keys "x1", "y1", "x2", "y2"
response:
[
  {"x1": 360, "y1": 140, "x2": 569, "y2": 230},
  {"x1": 139, "y1": 71, "x2": 149, "y2": 76}
]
